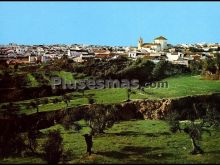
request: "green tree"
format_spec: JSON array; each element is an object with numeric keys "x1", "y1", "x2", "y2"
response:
[
  {"x1": 30, "y1": 99, "x2": 40, "y2": 113},
  {"x1": 62, "y1": 94, "x2": 71, "y2": 108},
  {"x1": 166, "y1": 103, "x2": 219, "y2": 155},
  {"x1": 126, "y1": 88, "x2": 136, "y2": 102},
  {"x1": 189, "y1": 60, "x2": 203, "y2": 74},
  {"x1": 152, "y1": 60, "x2": 171, "y2": 80},
  {"x1": 119, "y1": 59, "x2": 155, "y2": 84},
  {"x1": 43, "y1": 130, "x2": 64, "y2": 164},
  {"x1": 202, "y1": 57, "x2": 216, "y2": 74},
  {"x1": 84, "y1": 104, "x2": 119, "y2": 135},
  {"x1": 3, "y1": 102, "x2": 20, "y2": 115},
  {"x1": 52, "y1": 98, "x2": 61, "y2": 104},
  {"x1": 88, "y1": 96, "x2": 95, "y2": 104}
]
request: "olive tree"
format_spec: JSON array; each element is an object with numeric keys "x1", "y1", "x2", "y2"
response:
[
  {"x1": 166, "y1": 103, "x2": 219, "y2": 155},
  {"x1": 84, "y1": 104, "x2": 119, "y2": 135}
]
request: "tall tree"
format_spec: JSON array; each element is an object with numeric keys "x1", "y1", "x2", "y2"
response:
[{"x1": 84, "y1": 104, "x2": 119, "y2": 135}]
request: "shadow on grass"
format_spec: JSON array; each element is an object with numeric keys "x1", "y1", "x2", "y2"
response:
[
  {"x1": 95, "y1": 151, "x2": 130, "y2": 159},
  {"x1": 205, "y1": 150, "x2": 220, "y2": 154},
  {"x1": 106, "y1": 131, "x2": 171, "y2": 137},
  {"x1": 96, "y1": 146, "x2": 173, "y2": 162},
  {"x1": 121, "y1": 146, "x2": 163, "y2": 153}
]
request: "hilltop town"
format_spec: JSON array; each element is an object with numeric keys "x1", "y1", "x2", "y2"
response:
[{"x1": 1, "y1": 36, "x2": 220, "y2": 67}]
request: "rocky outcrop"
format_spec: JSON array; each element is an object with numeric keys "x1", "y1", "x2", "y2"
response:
[{"x1": 137, "y1": 99, "x2": 172, "y2": 119}]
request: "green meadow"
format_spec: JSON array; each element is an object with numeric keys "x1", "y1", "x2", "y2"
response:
[
  {"x1": 1, "y1": 74, "x2": 219, "y2": 115},
  {"x1": 1, "y1": 120, "x2": 220, "y2": 164}
]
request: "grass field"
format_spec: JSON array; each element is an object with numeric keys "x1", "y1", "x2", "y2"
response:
[
  {"x1": 1, "y1": 119, "x2": 220, "y2": 164},
  {"x1": 1, "y1": 74, "x2": 219, "y2": 115},
  {"x1": 142, "y1": 74, "x2": 220, "y2": 99}
]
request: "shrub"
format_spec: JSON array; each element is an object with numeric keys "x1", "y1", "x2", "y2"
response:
[{"x1": 43, "y1": 130, "x2": 64, "y2": 164}]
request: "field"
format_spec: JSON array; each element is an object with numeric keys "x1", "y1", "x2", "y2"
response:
[
  {"x1": 1, "y1": 119, "x2": 220, "y2": 164},
  {"x1": 1, "y1": 74, "x2": 219, "y2": 115}
]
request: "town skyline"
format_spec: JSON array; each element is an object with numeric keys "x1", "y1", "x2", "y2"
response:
[{"x1": 1, "y1": 2, "x2": 220, "y2": 46}]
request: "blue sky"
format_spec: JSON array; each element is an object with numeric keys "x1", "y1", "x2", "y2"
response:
[{"x1": 0, "y1": 2, "x2": 220, "y2": 46}]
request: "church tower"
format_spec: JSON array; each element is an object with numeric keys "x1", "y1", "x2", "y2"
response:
[{"x1": 138, "y1": 37, "x2": 143, "y2": 49}]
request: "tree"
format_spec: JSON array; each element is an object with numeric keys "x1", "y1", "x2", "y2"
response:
[
  {"x1": 3, "y1": 102, "x2": 20, "y2": 115},
  {"x1": 62, "y1": 94, "x2": 71, "y2": 108},
  {"x1": 88, "y1": 96, "x2": 95, "y2": 104},
  {"x1": 79, "y1": 89, "x2": 85, "y2": 97},
  {"x1": 27, "y1": 130, "x2": 38, "y2": 154},
  {"x1": 152, "y1": 60, "x2": 171, "y2": 80},
  {"x1": 202, "y1": 57, "x2": 217, "y2": 74},
  {"x1": 166, "y1": 103, "x2": 219, "y2": 155},
  {"x1": 118, "y1": 59, "x2": 155, "y2": 84},
  {"x1": 43, "y1": 130, "x2": 64, "y2": 164},
  {"x1": 14, "y1": 64, "x2": 19, "y2": 72},
  {"x1": 52, "y1": 98, "x2": 61, "y2": 104},
  {"x1": 126, "y1": 88, "x2": 136, "y2": 102},
  {"x1": 30, "y1": 99, "x2": 40, "y2": 113},
  {"x1": 42, "y1": 98, "x2": 49, "y2": 105},
  {"x1": 214, "y1": 53, "x2": 220, "y2": 75},
  {"x1": 84, "y1": 104, "x2": 119, "y2": 135},
  {"x1": 0, "y1": 113, "x2": 30, "y2": 158},
  {"x1": 188, "y1": 60, "x2": 203, "y2": 74},
  {"x1": 215, "y1": 53, "x2": 220, "y2": 70}
]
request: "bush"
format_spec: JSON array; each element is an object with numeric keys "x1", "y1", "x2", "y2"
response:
[
  {"x1": 189, "y1": 60, "x2": 203, "y2": 74},
  {"x1": 42, "y1": 98, "x2": 49, "y2": 105},
  {"x1": 152, "y1": 60, "x2": 172, "y2": 80},
  {"x1": 118, "y1": 59, "x2": 155, "y2": 84},
  {"x1": 88, "y1": 96, "x2": 95, "y2": 104},
  {"x1": 0, "y1": 130, "x2": 27, "y2": 158},
  {"x1": 52, "y1": 98, "x2": 61, "y2": 104},
  {"x1": 43, "y1": 130, "x2": 64, "y2": 164}
]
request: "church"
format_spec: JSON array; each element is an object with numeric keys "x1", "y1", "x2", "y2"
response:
[{"x1": 138, "y1": 36, "x2": 168, "y2": 52}]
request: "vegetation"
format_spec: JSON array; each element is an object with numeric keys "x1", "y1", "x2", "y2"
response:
[
  {"x1": 1, "y1": 120, "x2": 220, "y2": 164},
  {"x1": 43, "y1": 130, "x2": 64, "y2": 164},
  {"x1": 202, "y1": 54, "x2": 220, "y2": 80},
  {"x1": 1, "y1": 75, "x2": 219, "y2": 115},
  {"x1": 126, "y1": 88, "x2": 136, "y2": 101},
  {"x1": 84, "y1": 104, "x2": 119, "y2": 135},
  {"x1": 0, "y1": 57, "x2": 220, "y2": 164},
  {"x1": 166, "y1": 103, "x2": 219, "y2": 155}
]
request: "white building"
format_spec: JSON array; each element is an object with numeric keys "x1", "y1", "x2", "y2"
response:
[
  {"x1": 128, "y1": 49, "x2": 149, "y2": 59},
  {"x1": 138, "y1": 36, "x2": 168, "y2": 52},
  {"x1": 154, "y1": 36, "x2": 168, "y2": 51},
  {"x1": 28, "y1": 54, "x2": 37, "y2": 63},
  {"x1": 41, "y1": 55, "x2": 52, "y2": 63},
  {"x1": 73, "y1": 53, "x2": 95, "y2": 63},
  {"x1": 166, "y1": 52, "x2": 184, "y2": 62}
]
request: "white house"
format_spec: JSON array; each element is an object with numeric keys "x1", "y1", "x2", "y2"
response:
[
  {"x1": 15, "y1": 46, "x2": 28, "y2": 55},
  {"x1": 128, "y1": 51, "x2": 137, "y2": 58},
  {"x1": 41, "y1": 55, "x2": 52, "y2": 63},
  {"x1": 166, "y1": 52, "x2": 184, "y2": 62},
  {"x1": 128, "y1": 50, "x2": 149, "y2": 59},
  {"x1": 28, "y1": 54, "x2": 38, "y2": 63},
  {"x1": 173, "y1": 57, "x2": 189, "y2": 67},
  {"x1": 73, "y1": 53, "x2": 95, "y2": 63}
]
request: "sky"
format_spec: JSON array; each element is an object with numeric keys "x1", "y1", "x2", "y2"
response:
[{"x1": 0, "y1": 2, "x2": 220, "y2": 46}]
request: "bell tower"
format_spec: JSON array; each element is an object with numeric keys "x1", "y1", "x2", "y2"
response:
[{"x1": 138, "y1": 37, "x2": 143, "y2": 49}]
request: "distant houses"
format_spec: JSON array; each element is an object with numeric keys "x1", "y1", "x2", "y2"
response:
[{"x1": 0, "y1": 36, "x2": 219, "y2": 67}]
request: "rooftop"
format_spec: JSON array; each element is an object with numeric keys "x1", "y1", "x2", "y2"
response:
[{"x1": 154, "y1": 36, "x2": 167, "y2": 40}]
